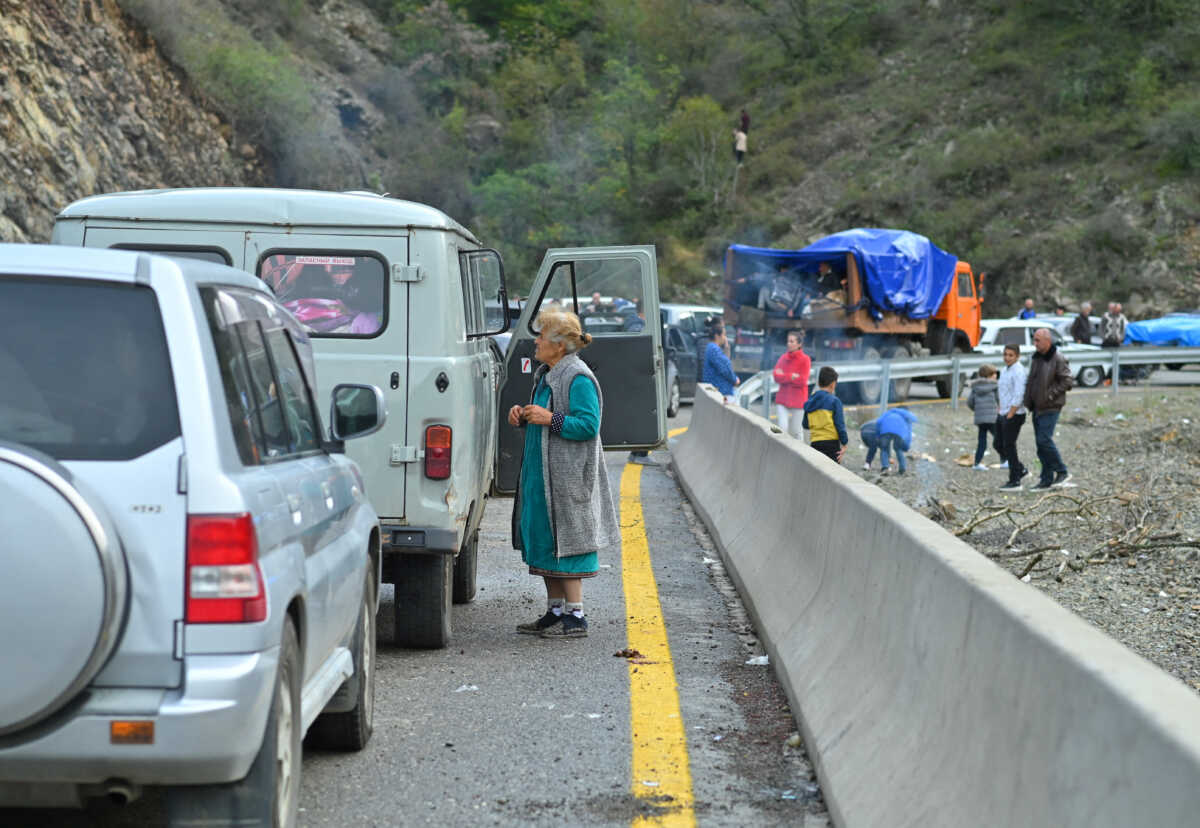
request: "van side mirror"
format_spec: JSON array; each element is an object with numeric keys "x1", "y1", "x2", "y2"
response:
[{"x1": 330, "y1": 383, "x2": 387, "y2": 441}]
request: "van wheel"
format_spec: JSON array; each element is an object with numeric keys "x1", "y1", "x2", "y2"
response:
[
  {"x1": 394, "y1": 554, "x2": 452, "y2": 648},
  {"x1": 666, "y1": 377, "x2": 681, "y2": 418},
  {"x1": 452, "y1": 530, "x2": 478, "y2": 605},
  {"x1": 168, "y1": 621, "x2": 301, "y2": 828},
  {"x1": 1076, "y1": 365, "x2": 1104, "y2": 388},
  {"x1": 307, "y1": 573, "x2": 376, "y2": 751}
]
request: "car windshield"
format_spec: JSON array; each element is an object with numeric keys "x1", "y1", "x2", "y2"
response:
[{"x1": 0, "y1": 278, "x2": 181, "y2": 460}]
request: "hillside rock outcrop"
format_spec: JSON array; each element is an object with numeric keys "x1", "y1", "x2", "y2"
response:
[{"x1": 0, "y1": 0, "x2": 261, "y2": 243}]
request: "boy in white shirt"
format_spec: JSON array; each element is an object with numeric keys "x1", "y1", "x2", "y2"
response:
[{"x1": 997, "y1": 344, "x2": 1030, "y2": 491}]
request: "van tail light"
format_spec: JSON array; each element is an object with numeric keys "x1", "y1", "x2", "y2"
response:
[
  {"x1": 425, "y1": 425, "x2": 452, "y2": 480},
  {"x1": 186, "y1": 514, "x2": 266, "y2": 623}
]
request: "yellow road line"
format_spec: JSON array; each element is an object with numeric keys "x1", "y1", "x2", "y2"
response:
[
  {"x1": 620, "y1": 464, "x2": 695, "y2": 827},
  {"x1": 667, "y1": 426, "x2": 689, "y2": 438}
]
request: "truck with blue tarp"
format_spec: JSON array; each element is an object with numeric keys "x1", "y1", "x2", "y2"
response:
[{"x1": 723, "y1": 228, "x2": 983, "y2": 401}]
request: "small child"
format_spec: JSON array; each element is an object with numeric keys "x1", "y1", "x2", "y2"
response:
[
  {"x1": 802, "y1": 366, "x2": 848, "y2": 464},
  {"x1": 966, "y1": 364, "x2": 1001, "y2": 470}
]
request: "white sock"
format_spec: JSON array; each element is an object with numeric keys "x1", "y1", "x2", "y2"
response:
[
  {"x1": 549, "y1": 598, "x2": 565, "y2": 616},
  {"x1": 566, "y1": 601, "x2": 584, "y2": 619}
]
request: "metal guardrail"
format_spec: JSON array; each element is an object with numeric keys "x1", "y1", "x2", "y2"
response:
[{"x1": 734, "y1": 346, "x2": 1200, "y2": 419}]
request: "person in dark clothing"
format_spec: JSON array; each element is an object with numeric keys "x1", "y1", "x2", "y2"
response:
[
  {"x1": 740, "y1": 108, "x2": 750, "y2": 133},
  {"x1": 1018, "y1": 298, "x2": 1037, "y2": 319},
  {"x1": 1023, "y1": 329, "x2": 1073, "y2": 489},
  {"x1": 1070, "y1": 302, "x2": 1093, "y2": 344}
]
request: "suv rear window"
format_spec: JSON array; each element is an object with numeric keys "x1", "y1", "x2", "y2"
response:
[{"x1": 0, "y1": 278, "x2": 181, "y2": 460}]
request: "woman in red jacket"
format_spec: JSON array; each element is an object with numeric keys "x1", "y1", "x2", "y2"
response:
[{"x1": 773, "y1": 329, "x2": 811, "y2": 438}]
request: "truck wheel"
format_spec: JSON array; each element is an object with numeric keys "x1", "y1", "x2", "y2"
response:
[
  {"x1": 452, "y1": 530, "x2": 478, "y2": 605},
  {"x1": 394, "y1": 554, "x2": 452, "y2": 648},
  {"x1": 886, "y1": 343, "x2": 913, "y2": 401},
  {"x1": 666, "y1": 377, "x2": 681, "y2": 418},
  {"x1": 858, "y1": 346, "x2": 883, "y2": 404},
  {"x1": 168, "y1": 621, "x2": 301, "y2": 828},
  {"x1": 306, "y1": 572, "x2": 376, "y2": 751},
  {"x1": 936, "y1": 346, "x2": 968, "y2": 399},
  {"x1": 1076, "y1": 365, "x2": 1104, "y2": 388}
]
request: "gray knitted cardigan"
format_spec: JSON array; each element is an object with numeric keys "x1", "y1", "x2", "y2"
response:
[{"x1": 514, "y1": 353, "x2": 621, "y2": 559}]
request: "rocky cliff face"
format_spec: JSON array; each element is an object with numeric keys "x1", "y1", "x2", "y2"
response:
[{"x1": 0, "y1": 0, "x2": 262, "y2": 243}]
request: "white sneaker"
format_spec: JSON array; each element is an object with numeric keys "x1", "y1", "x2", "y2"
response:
[
  {"x1": 972, "y1": 463, "x2": 988, "y2": 471},
  {"x1": 999, "y1": 461, "x2": 1009, "y2": 469},
  {"x1": 862, "y1": 462, "x2": 871, "y2": 471}
]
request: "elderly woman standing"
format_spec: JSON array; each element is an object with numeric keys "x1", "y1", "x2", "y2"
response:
[{"x1": 507, "y1": 310, "x2": 620, "y2": 638}]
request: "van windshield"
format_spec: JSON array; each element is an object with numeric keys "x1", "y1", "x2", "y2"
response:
[
  {"x1": 258, "y1": 253, "x2": 386, "y2": 337},
  {"x1": 0, "y1": 278, "x2": 181, "y2": 460}
]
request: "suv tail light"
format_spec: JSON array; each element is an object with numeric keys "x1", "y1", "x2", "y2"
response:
[
  {"x1": 425, "y1": 425, "x2": 452, "y2": 479},
  {"x1": 186, "y1": 514, "x2": 266, "y2": 623}
]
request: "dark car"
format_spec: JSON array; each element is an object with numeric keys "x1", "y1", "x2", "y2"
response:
[{"x1": 663, "y1": 322, "x2": 702, "y2": 417}]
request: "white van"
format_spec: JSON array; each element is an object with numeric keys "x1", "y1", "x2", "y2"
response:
[{"x1": 53, "y1": 189, "x2": 666, "y2": 647}]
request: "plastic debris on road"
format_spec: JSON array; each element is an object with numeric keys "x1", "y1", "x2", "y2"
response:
[
  {"x1": 454, "y1": 684, "x2": 479, "y2": 693},
  {"x1": 745, "y1": 655, "x2": 769, "y2": 665}
]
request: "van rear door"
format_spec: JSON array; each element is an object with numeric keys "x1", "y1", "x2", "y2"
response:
[
  {"x1": 494, "y1": 246, "x2": 665, "y2": 494},
  {"x1": 243, "y1": 233, "x2": 408, "y2": 519}
]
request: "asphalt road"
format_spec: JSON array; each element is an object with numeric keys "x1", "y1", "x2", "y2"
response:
[{"x1": 6, "y1": 405, "x2": 825, "y2": 827}]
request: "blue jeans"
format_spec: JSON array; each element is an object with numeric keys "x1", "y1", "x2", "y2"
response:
[
  {"x1": 878, "y1": 432, "x2": 908, "y2": 473},
  {"x1": 975, "y1": 422, "x2": 999, "y2": 465},
  {"x1": 862, "y1": 428, "x2": 880, "y2": 466},
  {"x1": 1032, "y1": 410, "x2": 1067, "y2": 483}
]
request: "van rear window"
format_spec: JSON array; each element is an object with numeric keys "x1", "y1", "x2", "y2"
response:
[
  {"x1": 258, "y1": 253, "x2": 386, "y2": 337},
  {"x1": 0, "y1": 278, "x2": 181, "y2": 460}
]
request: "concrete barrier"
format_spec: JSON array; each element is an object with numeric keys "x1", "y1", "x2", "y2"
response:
[{"x1": 673, "y1": 386, "x2": 1200, "y2": 827}]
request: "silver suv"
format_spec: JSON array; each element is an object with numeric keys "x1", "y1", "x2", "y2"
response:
[{"x1": 0, "y1": 244, "x2": 385, "y2": 826}]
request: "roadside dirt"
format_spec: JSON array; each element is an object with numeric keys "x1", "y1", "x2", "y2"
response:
[{"x1": 846, "y1": 383, "x2": 1200, "y2": 694}]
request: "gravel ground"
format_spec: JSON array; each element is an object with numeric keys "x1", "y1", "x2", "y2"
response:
[{"x1": 844, "y1": 383, "x2": 1200, "y2": 694}]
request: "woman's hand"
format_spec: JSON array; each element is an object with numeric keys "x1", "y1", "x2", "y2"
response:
[
  {"x1": 507, "y1": 405, "x2": 524, "y2": 427},
  {"x1": 521, "y1": 404, "x2": 553, "y2": 426}
]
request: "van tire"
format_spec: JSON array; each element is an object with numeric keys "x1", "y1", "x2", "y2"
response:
[
  {"x1": 394, "y1": 554, "x2": 452, "y2": 649},
  {"x1": 306, "y1": 573, "x2": 375, "y2": 751},
  {"x1": 452, "y1": 530, "x2": 478, "y2": 605},
  {"x1": 168, "y1": 620, "x2": 301, "y2": 828}
]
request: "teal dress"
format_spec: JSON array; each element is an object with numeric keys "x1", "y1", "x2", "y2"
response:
[{"x1": 519, "y1": 374, "x2": 601, "y2": 577}]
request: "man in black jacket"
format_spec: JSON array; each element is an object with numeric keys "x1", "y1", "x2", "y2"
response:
[
  {"x1": 1070, "y1": 302, "x2": 1093, "y2": 344},
  {"x1": 1023, "y1": 328, "x2": 1074, "y2": 489}
]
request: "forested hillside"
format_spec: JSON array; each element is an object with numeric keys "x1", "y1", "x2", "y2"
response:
[{"x1": 50, "y1": 1, "x2": 1200, "y2": 311}]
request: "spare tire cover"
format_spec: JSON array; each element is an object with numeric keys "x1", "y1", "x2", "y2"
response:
[{"x1": 0, "y1": 444, "x2": 128, "y2": 736}]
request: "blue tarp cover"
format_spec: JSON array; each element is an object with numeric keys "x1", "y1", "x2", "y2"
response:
[
  {"x1": 727, "y1": 228, "x2": 958, "y2": 320},
  {"x1": 1125, "y1": 315, "x2": 1200, "y2": 346}
]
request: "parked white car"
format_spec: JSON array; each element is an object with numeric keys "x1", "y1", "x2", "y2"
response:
[{"x1": 977, "y1": 318, "x2": 1109, "y2": 387}]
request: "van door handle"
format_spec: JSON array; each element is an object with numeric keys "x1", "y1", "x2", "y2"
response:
[
  {"x1": 390, "y1": 371, "x2": 400, "y2": 390},
  {"x1": 287, "y1": 494, "x2": 303, "y2": 525}
]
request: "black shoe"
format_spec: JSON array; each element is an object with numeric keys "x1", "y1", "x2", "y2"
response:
[
  {"x1": 517, "y1": 610, "x2": 561, "y2": 635},
  {"x1": 999, "y1": 481, "x2": 1023, "y2": 491},
  {"x1": 1051, "y1": 472, "x2": 1073, "y2": 488},
  {"x1": 1019, "y1": 467, "x2": 1030, "y2": 481},
  {"x1": 541, "y1": 613, "x2": 588, "y2": 638},
  {"x1": 1032, "y1": 480, "x2": 1053, "y2": 490}
]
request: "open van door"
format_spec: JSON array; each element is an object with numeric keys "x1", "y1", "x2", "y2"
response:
[{"x1": 494, "y1": 246, "x2": 665, "y2": 495}]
